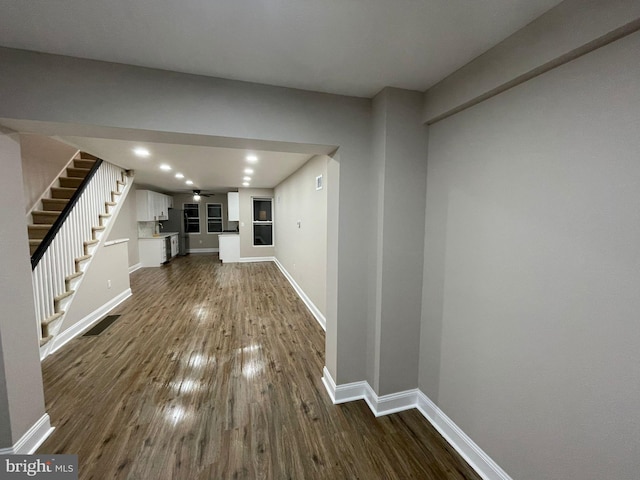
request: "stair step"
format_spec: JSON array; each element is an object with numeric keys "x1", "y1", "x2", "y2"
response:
[
  {"x1": 75, "y1": 255, "x2": 92, "y2": 266},
  {"x1": 65, "y1": 271, "x2": 83, "y2": 289},
  {"x1": 28, "y1": 224, "x2": 52, "y2": 239},
  {"x1": 54, "y1": 290, "x2": 74, "y2": 309},
  {"x1": 99, "y1": 213, "x2": 112, "y2": 226},
  {"x1": 84, "y1": 239, "x2": 99, "y2": 254},
  {"x1": 29, "y1": 239, "x2": 41, "y2": 255},
  {"x1": 32, "y1": 210, "x2": 59, "y2": 224},
  {"x1": 40, "y1": 336, "x2": 53, "y2": 347},
  {"x1": 51, "y1": 187, "x2": 76, "y2": 199},
  {"x1": 67, "y1": 167, "x2": 91, "y2": 178},
  {"x1": 74, "y1": 159, "x2": 95, "y2": 169},
  {"x1": 92, "y1": 226, "x2": 106, "y2": 238},
  {"x1": 117, "y1": 180, "x2": 126, "y2": 188},
  {"x1": 66, "y1": 271, "x2": 83, "y2": 282},
  {"x1": 105, "y1": 201, "x2": 117, "y2": 207},
  {"x1": 42, "y1": 198, "x2": 69, "y2": 212},
  {"x1": 79, "y1": 152, "x2": 99, "y2": 160},
  {"x1": 59, "y1": 177, "x2": 82, "y2": 188},
  {"x1": 42, "y1": 311, "x2": 64, "y2": 327}
]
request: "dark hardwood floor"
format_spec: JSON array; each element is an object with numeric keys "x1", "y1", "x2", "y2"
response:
[{"x1": 38, "y1": 255, "x2": 480, "y2": 480}]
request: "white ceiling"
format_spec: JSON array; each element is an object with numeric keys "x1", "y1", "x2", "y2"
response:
[
  {"x1": 58, "y1": 136, "x2": 316, "y2": 193},
  {"x1": 0, "y1": 0, "x2": 562, "y2": 98}
]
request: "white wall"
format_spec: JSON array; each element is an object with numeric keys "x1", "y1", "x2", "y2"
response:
[
  {"x1": 0, "y1": 128, "x2": 47, "y2": 447},
  {"x1": 20, "y1": 134, "x2": 77, "y2": 213},
  {"x1": 421, "y1": 29, "x2": 640, "y2": 480},
  {"x1": 274, "y1": 155, "x2": 328, "y2": 316}
]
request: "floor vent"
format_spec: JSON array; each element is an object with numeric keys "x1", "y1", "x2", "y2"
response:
[{"x1": 83, "y1": 315, "x2": 121, "y2": 336}]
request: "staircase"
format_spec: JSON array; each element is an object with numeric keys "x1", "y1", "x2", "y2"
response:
[
  {"x1": 28, "y1": 152, "x2": 100, "y2": 255},
  {"x1": 29, "y1": 152, "x2": 132, "y2": 354}
]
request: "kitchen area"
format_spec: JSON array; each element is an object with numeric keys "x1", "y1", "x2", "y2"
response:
[{"x1": 136, "y1": 189, "x2": 240, "y2": 267}]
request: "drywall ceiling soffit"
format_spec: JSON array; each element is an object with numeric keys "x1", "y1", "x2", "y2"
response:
[
  {"x1": 0, "y1": 118, "x2": 333, "y2": 192},
  {"x1": 0, "y1": 0, "x2": 563, "y2": 97}
]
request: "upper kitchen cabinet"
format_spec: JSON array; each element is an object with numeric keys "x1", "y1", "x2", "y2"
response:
[
  {"x1": 136, "y1": 190, "x2": 173, "y2": 221},
  {"x1": 228, "y1": 192, "x2": 239, "y2": 221}
]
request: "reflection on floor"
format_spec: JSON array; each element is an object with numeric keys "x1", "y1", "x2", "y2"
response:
[{"x1": 39, "y1": 254, "x2": 480, "y2": 480}]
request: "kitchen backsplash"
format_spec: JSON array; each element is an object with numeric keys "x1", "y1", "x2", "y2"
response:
[{"x1": 138, "y1": 221, "x2": 157, "y2": 237}]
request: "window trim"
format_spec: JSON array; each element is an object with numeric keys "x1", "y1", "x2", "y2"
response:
[
  {"x1": 251, "y1": 197, "x2": 274, "y2": 247},
  {"x1": 183, "y1": 202, "x2": 201, "y2": 235},
  {"x1": 206, "y1": 202, "x2": 224, "y2": 234}
]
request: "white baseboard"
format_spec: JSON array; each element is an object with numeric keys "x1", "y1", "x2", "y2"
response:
[
  {"x1": 321, "y1": 366, "x2": 416, "y2": 416},
  {"x1": 321, "y1": 367, "x2": 511, "y2": 480},
  {"x1": 0, "y1": 414, "x2": 54, "y2": 455},
  {"x1": 128, "y1": 263, "x2": 142, "y2": 274},
  {"x1": 188, "y1": 248, "x2": 219, "y2": 254},
  {"x1": 274, "y1": 258, "x2": 326, "y2": 331},
  {"x1": 47, "y1": 288, "x2": 132, "y2": 358},
  {"x1": 238, "y1": 256, "x2": 275, "y2": 263},
  {"x1": 416, "y1": 392, "x2": 513, "y2": 480}
]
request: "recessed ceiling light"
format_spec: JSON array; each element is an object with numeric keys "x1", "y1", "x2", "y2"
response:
[
  {"x1": 246, "y1": 155, "x2": 258, "y2": 163},
  {"x1": 242, "y1": 182, "x2": 250, "y2": 187},
  {"x1": 175, "y1": 173, "x2": 184, "y2": 179},
  {"x1": 244, "y1": 168, "x2": 254, "y2": 174},
  {"x1": 160, "y1": 164, "x2": 172, "y2": 171},
  {"x1": 243, "y1": 176, "x2": 251, "y2": 181},
  {"x1": 186, "y1": 180, "x2": 194, "y2": 185},
  {"x1": 133, "y1": 147, "x2": 150, "y2": 157}
]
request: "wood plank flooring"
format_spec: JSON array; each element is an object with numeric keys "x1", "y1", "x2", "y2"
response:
[{"x1": 38, "y1": 255, "x2": 481, "y2": 480}]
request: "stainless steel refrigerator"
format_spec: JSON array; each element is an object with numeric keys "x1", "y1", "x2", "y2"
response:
[{"x1": 160, "y1": 208, "x2": 189, "y2": 255}]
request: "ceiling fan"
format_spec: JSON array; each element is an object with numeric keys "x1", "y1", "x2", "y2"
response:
[{"x1": 192, "y1": 190, "x2": 216, "y2": 201}]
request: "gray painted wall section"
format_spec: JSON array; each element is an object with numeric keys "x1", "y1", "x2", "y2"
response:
[
  {"x1": 424, "y1": 0, "x2": 640, "y2": 123},
  {"x1": 0, "y1": 129, "x2": 47, "y2": 446},
  {"x1": 422, "y1": 30, "x2": 640, "y2": 480},
  {"x1": 274, "y1": 155, "x2": 328, "y2": 317},
  {"x1": 0, "y1": 48, "x2": 373, "y2": 384},
  {"x1": 371, "y1": 88, "x2": 428, "y2": 395}
]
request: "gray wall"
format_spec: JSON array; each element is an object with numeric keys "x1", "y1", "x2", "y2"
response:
[
  {"x1": 0, "y1": 47, "x2": 374, "y2": 384},
  {"x1": 60, "y1": 242, "x2": 130, "y2": 334},
  {"x1": 424, "y1": 0, "x2": 640, "y2": 123},
  {"x1": 20, "y1": 133, "x2": 77, "y2": 213},
  {"x1": 172, "y1": 192, "x2": 229, "y2": 252},
  {"x1": 274, "y1": 155, "x2": 328, "y2": 316},
  {"x1": 0, "y1": 128, "x2": 47, "y2": 447},
  {"x1": 369, "y1": 88, "x2": 428, "y2": 395},
  {"x1": 421, "y1": 27, "x2": 640, "y2": 480}
]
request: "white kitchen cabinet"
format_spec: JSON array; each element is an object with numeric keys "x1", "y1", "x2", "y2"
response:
[
  {"x1": 136, "y1": 190, "x2": 173, "y2": 221},
  {"x1": 138, "y1": 237, "x2": 167, "y2": 267},
  {"x1": 219, "y1": 234, "x2": 240, "y2": 263},
  {"x1": 227, "y1": 192, "x2": 239, "y2": 222}
]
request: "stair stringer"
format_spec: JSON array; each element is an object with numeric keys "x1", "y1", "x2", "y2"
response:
[{"x1": 39, "y1": 171, "x2": 134, "y2": 360}]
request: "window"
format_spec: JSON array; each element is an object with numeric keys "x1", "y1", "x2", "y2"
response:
[
  {"x1": 207, "y1": 203, "x2": 223, "y2": 233},
  {"x1": 184, "y1": 203, "x2": 200, "y2": 234},
  {"x1": 252, "y1": 197, "x2": 273, "y2": 246}
]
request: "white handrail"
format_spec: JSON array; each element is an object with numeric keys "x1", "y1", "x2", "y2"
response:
[{"x1": 31, "y1": 161, "x2": 125, "y2": 343}]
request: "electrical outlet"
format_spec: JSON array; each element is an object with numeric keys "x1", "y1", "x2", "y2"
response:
[{"x1": 107, "y1": 279, "x2": 112, "y2": 289}]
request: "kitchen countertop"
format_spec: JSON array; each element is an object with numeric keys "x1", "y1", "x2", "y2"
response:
[
  {"x1": 218, "y1": 232, "x2": 239, "y2": 236},
  {"x1": 139, "y1": 232, "x2": 179, "y2": 239}
]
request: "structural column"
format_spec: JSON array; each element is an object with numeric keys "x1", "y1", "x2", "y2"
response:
[
  {"x1": 369, "y1": 88, "x2": 429, "y2": 395},
  {"x1": 0, "y1": 128, "x2": 50, "y2": 452}
]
